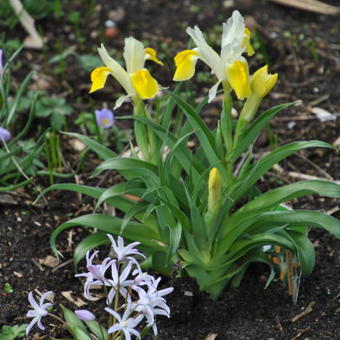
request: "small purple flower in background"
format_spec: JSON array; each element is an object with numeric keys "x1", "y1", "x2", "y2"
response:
[
  {"x1": 0, "y1": 126, "x2": 11, "y2": 143},
  {"x1": 75, "y1": 309, "x2": 96, "y2": 321},
  {"x1": 95, "y1": 108, "x2": 114, "y2": 128},
  {"x1": 26, "y1": 291, "x2": 54, "y2": 335}
]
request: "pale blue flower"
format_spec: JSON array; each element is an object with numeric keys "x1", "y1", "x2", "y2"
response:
[
  {"x1": 107, "y1": 260, "x2": 134, "y2": 303},
  {"x1": 105, "y1": 299, "x2": 143, "y2": 339},
  {"x1": 107, "y1": 234, "x2": 145, "y2": 262},
  {"x1": 75, "y1": 309, "x2": 96, "y2": 321},
  {"x1": 134, "y1": 277, "x2": 173, "y2": 335},
  {"x1": 75, "y1": 250, "x2": 113, "y2": 300},
  {"x1": 0, "y1": 126, "x2": 11, "y2": 143},
  {"x1": 95, "y1": 108, "x2": 114, "y2": 128},
  {"x1": 26, "y1": 291, "x2": 53, "y2": 335}
]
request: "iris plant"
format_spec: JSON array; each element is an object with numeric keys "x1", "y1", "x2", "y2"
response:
[{"x1": 39, "y1": 10, "x2": 340, "y2": 302}]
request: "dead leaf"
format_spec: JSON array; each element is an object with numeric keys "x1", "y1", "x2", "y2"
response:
[
  {"x1": 61, "y1": 291, "x2": 87, "y2": 307},
  {"x1": 9, "y1": 0, "x2": 43, "y2": 48},
  {"x1": 39, "y1": 255, "x2": 60, "y2": 268},
  {"x1": 268, "y1": 0, "x2": 340, "y2": 15},
  {"x1": 13, "y1": 271, "x2": 23, "y2": 278}
]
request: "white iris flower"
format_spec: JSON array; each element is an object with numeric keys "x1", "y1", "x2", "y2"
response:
[{"x1": 173, "y1": 10, "x2": 254, "y2": 102}]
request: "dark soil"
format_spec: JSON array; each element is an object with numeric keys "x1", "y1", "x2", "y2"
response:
[{"x1": 1, "y1": 0, "x2": 339, "y2": 339}]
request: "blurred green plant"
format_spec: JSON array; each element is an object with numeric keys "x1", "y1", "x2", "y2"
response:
[
  {"x1": 0, "y1": 324, "x2": 27, "y2": 340},
  {"x1": 0, "y1": 0, "x2": 63, "y2": 28}
]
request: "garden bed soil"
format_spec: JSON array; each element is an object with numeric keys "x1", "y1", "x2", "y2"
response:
[{"x1": 1, "y1": 0, "x2": 340, "y2": 339}]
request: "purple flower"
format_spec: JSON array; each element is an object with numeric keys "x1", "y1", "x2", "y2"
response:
[
  {"x1": 0, "y1": 126, "x2": 11, "y2": 143},
  {"x1": 75, "y1": 309, "x2": 96, "y2": 321},
  {"x1": 26, "y1": 291, "x2": 54, "y2": 335},
  {"x1": 107, "y1": 234, "x2": 145, "y2": 262},
  {"x1": 95, "y1": 108, "x2": 114, "y2": 128},
  {"x1": 107, "y1": 260, "x2": 134, "y2": 304},
  {"x1": 134, "y1": 277, "x2": 173, "y2": 335},
  {"x1": 75, "y1": 250, "x2": 113, "y2": 300},
  {"x1": 105, "y1": 299, "x2": 143, "y2": 339}
]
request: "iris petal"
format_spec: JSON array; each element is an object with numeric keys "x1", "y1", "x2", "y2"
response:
[
  {"x1": 226, "y1": 60, "x2": 250, "y2": 100},
  {"x1": 131, "y1": 69, "x2": 159, "y2": 99},
  {"x1": 89, "y1": 67, "x2": 111, "y2": 93},
  {"x1": 173, "y1": 50, "x2": 199, "y2": 81}
]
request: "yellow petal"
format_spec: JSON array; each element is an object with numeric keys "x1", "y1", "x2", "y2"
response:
[
  {"x1": 173, "y1": 49, "x2": 199, "y2": 81},
  {"x1": 251, "y1": 65, "x2": 278, "y2": 97},
  {"x1": 226, "y1": 60, "x2": 251, "y2": 100},
  {"x1": 145, "y1": 47, "x2": 163, "y2": 66},
  {"x1": 242, "y1": 28, "x2": 255, "y2": 57},
  {"x1": 130, "y1": 69, "x2": 159, "y2": 99},
  {"x1": 89, "y1": 66, "x2": 111, "y2": 93}
]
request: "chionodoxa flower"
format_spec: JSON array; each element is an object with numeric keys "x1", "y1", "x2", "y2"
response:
[
  {"x1": 173, "y1": 10, "x2": 255, "y2": 102},
  {"x1": 95, "y1": 108, "x2": 114, "y2": 128},
  {"x1": 90, "y1": 37, "x2": 163, "y2": 109}
]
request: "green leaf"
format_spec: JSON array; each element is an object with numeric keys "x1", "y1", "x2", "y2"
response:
[
  {"x1": 62, "y1": 132, "x2": 116, "y2": 160},
  {"x1": 0, "y1": 324, "x2": 27, "y2": 340},
  {"x1": 85, "y1": 321, "x2": 109, "y2": 340},
  {"x1": 230, "y1": 140, "x2": 333, "y2": 201},
  {"x1": 74, "y1": 232, "x2": 109, "y2": 267},
  {"x1": 61, "y1": 305, "x2": 87, "y2": 334},
  {"x1": 50, "y1": 214, "x2": 162, "y2": 257},
  {"x1": 238, "y1": 180, "x2": 340, "y2": 214},
  {"x1": 230, "y1": 102, "x2": 293, "y2": 161},
  {"x1": 170, "y1": 92, "x2": 221, "y2": 167}
]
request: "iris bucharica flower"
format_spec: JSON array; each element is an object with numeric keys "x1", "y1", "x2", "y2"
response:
[
  {"x1": 90, "y1": 37, "x2": 163, "y2": 109},
  {"x1": 173, "y1": 10, "x2": 254, "y2": 102},
  {"x1": 0, "y1": 126, "x2": 11, "y2": 143},
  {"x1": 95, "y1": 108, "x2": 115, "y2": 128}
]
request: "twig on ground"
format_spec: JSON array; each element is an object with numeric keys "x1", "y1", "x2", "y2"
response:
[
  {"x1": 290, "y1": 301, "x2": 315, "y2": 322},
  {"x1": 273, "y1": 164, "x2": 340, "y2": 185}
]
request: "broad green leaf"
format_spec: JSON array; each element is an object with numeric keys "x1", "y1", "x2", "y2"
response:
[
  {"x1": 229, "y1": 102, "x2": 293, "y2": 161},
  {"x1": 170, "y1": 92, "x2": 221, "y2": 167},
  {"x1": 50, "y1": 214, "x2": 162, "y2": 257},
  {"x1": 73, "y1": 231, "x2": 109, "y2": 267},
  {"x1": 238, "y1": 180, "x2": 340, "y2": 214},
  {"x1": 61, "y1": 305, "x2": 87, "y2": 333},
  {"x1": 230, "y1": 140, "x2": 333, "y2": 201}
]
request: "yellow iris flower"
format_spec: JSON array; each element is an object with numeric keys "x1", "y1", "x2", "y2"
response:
[
  {"x1": 90, "y1": 37, "x2": 162, "y2": 108},
  {"x1": 173, "y1": 10, "x2": 254, "y2": 101}
]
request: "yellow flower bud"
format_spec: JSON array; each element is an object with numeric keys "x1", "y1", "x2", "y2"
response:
[
  {"x1": 251, "y1": 65, "x2": 278, "y2": 97},
  {"x1": 208, "y1": 168, "x2": 222, "y2": 213}
]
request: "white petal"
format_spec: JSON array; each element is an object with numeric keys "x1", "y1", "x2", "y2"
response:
[
  {"x1": 186, "y1": 26, "x2": 222, "y2": 79},
  {"x1": 208, "y1": 81, "x2": 221, "y2": 103},
  {"x1": 123, "y1": 37, "x2": 145, "y2": 73},
  {"x1": 221, "y1": 10, "x2": 245, "y2": 48},
  {"x1": 114, "y1": 95, "x2": 131, "y2": 110},
  {"x1": 98, "y1": 44, "x2": 134, "y2": 96}
]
